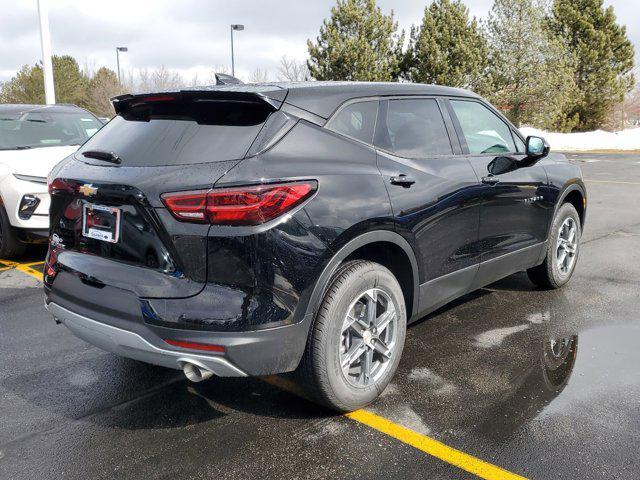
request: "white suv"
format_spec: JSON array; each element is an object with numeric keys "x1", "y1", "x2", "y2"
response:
[{"x1": 0, "y1": 104, "x2": 103, "y2": 258}]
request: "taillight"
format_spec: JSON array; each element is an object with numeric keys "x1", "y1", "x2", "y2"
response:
[
  {"x1": 48, "y1": 178, "x2": 77, "y2": 195},
  {"x1": 44, "y1": 246, "x2": 62, "y2": 280},
  {"x1": 161, "y1": 181, "x2": 317, "y2": 226},
  {"x1": 159, "y1": 190, "x2": 208, "y2": 223}
]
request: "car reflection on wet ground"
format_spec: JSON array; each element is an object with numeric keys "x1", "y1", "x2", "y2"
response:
[{"x1": 1, "y1": 153, "x2": 639, "y2": 479}]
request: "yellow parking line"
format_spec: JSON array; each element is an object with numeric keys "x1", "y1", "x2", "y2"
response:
[
  {"x1": 346, "y1": 409, "x2": 527, "y2": 480},
  {"x1": 261, "y1": 376, "x2": 526, "y2": 480},
  {"x1": 15, "y1": 263, "x2": 43, "y2": 280},
  {"x1": 585, "y1": 179, "x2": 640, "y2": 185},
  {"x1": 0, "y1": 258, "x2": 43, "y2": 280},
  {"x1": 0, "y1": 259, "x2": 18, "y2": 271}
]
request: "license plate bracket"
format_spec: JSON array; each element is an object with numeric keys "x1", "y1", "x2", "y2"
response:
[{"x1": 82, "y1": 203, "x2": 121, "y2": 244}]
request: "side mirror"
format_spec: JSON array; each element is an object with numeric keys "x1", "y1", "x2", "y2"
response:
[{"x1": 526, "y1": 136, "x2": 550, "y2": 159}]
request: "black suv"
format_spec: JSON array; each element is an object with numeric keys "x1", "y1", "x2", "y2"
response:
[{"x1": 45, "y1": 82, "x2": 585, "y2": 411}]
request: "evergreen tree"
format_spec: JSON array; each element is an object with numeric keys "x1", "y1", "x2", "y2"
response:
[
  {"x1": 485, "y1": 0, "x2": 578, "y2": 130},
  {"x1": 403, "y1": 0, "x2": 488, "y2": 91},
  {"x1": 0, "y1": 64, "x2": 43, "y2": 104},
  {"x1": 86, "y1": 67, "x2": 122, "y2": 117},
  {"x1": 0, "y1": 55, "x2": 89, "y2": 108},
  {"x1": 307, "y1": 0, "x2": 403, "y2": 81},
  {"x1": 551, "y1": 0, "x2": 635, "y2": 131}
]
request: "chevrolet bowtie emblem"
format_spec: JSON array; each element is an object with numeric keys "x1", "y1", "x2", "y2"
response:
[{"x1": 79, "y1": 184, "x2": 98, "y2": 197}]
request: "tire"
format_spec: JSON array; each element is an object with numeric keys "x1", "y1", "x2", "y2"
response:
[
  {"x1": 298, "y1": 260, "x2": 407, "y2": 412},
  {"x1": 0, "y1": 204, "x2": 26, "y2": 259},
  {"x1": 527, "y1": 203, "x2": 581, "y2": 289}
]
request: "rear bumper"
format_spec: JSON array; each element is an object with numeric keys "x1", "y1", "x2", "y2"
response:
[
  {"x1": 46, "y1": 300, "x2": 313, "y2": 376},
  {"x1": 47, "y1": 302, "x2": 247, "y2": 376}
]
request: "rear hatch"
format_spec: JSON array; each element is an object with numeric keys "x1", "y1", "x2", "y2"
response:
[{"x1": 47, "y1": 88, "x2": 287, "y2": 298}]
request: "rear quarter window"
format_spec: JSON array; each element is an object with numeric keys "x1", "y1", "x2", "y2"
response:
[{"x1": 326, "y1": 101, "x2": 378, "y2": 144}]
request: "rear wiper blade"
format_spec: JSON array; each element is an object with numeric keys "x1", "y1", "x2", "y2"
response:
[
  {"x1": 82, "y1": 150, "x2": 121, "y2": 164},
  {"x1": 15, "y1": 145, "x2": 33, "y2": 150}
]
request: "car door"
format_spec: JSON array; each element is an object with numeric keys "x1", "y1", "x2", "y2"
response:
[
  {"x1": 446, "y1": 99, "x2": 553, "y2": 287},
  {"x1": 374, "y1": 97, "x2": 483, "y2": 318}
]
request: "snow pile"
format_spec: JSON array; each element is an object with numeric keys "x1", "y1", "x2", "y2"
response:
[{"x1": 520, "y1": 126, "x2": 640, "y2": 151}]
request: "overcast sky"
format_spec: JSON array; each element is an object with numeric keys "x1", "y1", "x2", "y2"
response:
[{"x1": 0, "y1": 0, "x2": 638, "y2": 84}]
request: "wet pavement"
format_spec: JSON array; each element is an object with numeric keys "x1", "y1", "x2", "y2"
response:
[{"x1": 1, "y1": 153, "x2": 639, "y2": 479}]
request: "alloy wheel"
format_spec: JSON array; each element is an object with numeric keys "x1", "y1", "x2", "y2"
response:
[
  {"x1": 339, "y1": 288, "x2": 398, "y2": 388},
  {"x1": 556, "y1": 217, "x2": 578, "y2": 276}
]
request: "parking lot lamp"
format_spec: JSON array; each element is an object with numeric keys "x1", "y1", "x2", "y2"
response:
[
  {"x1": 116, "y1": 47, "x2": 128, "y2": 84},
  {"x1": 230, "y1": 24, "x2": 244, "y2": 77}
]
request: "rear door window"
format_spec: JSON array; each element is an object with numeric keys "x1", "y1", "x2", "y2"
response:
[
  {"x1": 326, "y1": 100, "x2": 378, "y2": 144},
  {"x1": 449, "y1": 100, "x2": 516, "y2": 154},
  {"x1": 377, "y1": 98, "x2": 453, "y2": 157}
]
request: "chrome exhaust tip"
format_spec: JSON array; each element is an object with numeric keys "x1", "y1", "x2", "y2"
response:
[{"x1": 182, "y1": 362, "x2": 214, "y2": 383}]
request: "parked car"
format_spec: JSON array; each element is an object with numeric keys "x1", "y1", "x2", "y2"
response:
[
  {"x1": 44, "y1": 82, "x2": 586, "y2": 411},
  {"x1": 0, "y1": 104, "x2": 103, "y2": 257}
]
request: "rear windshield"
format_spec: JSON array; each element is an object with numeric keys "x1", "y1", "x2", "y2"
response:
[
  {"x1": 77, "y1": 99, "x2": 272, "y2": 166},
  {"x1": 0, "y1": 111, "x2": 102, "y2": 150}
]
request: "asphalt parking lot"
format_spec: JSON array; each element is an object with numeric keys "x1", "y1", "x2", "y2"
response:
[{"x1": 1, "y1": 153, "x2": 639, "y2": 480}]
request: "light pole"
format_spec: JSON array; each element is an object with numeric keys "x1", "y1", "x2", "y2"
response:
[
  {"x1": 37, "y1": 0, "x2": 55, "y2": 104},
  {"x1": 230, "y1": 24, "x2": 244, "y2": 77},
  {"x1": 115, "y1": 46, "x2": 128, "y2": 84}
]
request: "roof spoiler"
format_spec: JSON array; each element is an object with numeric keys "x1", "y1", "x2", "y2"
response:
[
  {"x1": 214, "y1": 73, "x2": 243, "y2": 85},
  {"x1": 111, "y1": 88, "x2": 287, "y2": 115}
]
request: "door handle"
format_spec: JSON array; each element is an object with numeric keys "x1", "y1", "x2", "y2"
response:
[
  {"x1": 481, "y1": 176, "x2": 500, "y2": 185},
  {"x1": 390, "y1": 174, "x2": 415, "y2": 187}
]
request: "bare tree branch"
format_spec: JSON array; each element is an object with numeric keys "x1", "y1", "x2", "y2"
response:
[{"x1": 277, "y1": 56, "x2": 311, "y2": 81}]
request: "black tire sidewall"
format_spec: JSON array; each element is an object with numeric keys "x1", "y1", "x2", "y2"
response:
[
  {"x1": 0, "y1": 204, "x2": 10, "y2": 256},
  {"x1": 0, "y1": 203, "x2": 25, "y2": 258},
  {"x1": 315, "y1": 262, "x2": 406, "y2": 410},
  {"x1": 0, "y1": 207, "x2": 4, "y2": 254}
]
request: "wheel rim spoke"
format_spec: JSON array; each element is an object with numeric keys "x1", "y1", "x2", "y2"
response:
[
  {"x1": 375, "y1": 305, "x2": 395, "y2": 334},
  {"x1": 364, "y1": 289, "x2": 377, "y2": 326},
  {"x1": 342, "y1": 340, "x2": 365, "y2": 369},
  {"x1": 344, "y1": 314, "x2": 367, "y2": 337},
  {"x1": 558, "y1": 249, "x2": 567, "y2": 267},
  {"x1": 360, "y1": 348, "x2": 373, "y2": 383},
  {"x1": 372, "y1": 338, "x2": 392, "y2": 359}
]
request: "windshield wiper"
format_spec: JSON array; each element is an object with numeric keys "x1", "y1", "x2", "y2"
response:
[
  {"x1": 82, "y1": 150, "x2": 121, "y2": 164},
  {"x1": 15, "y1": 145, "x2": 33, "y2": 150}
]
